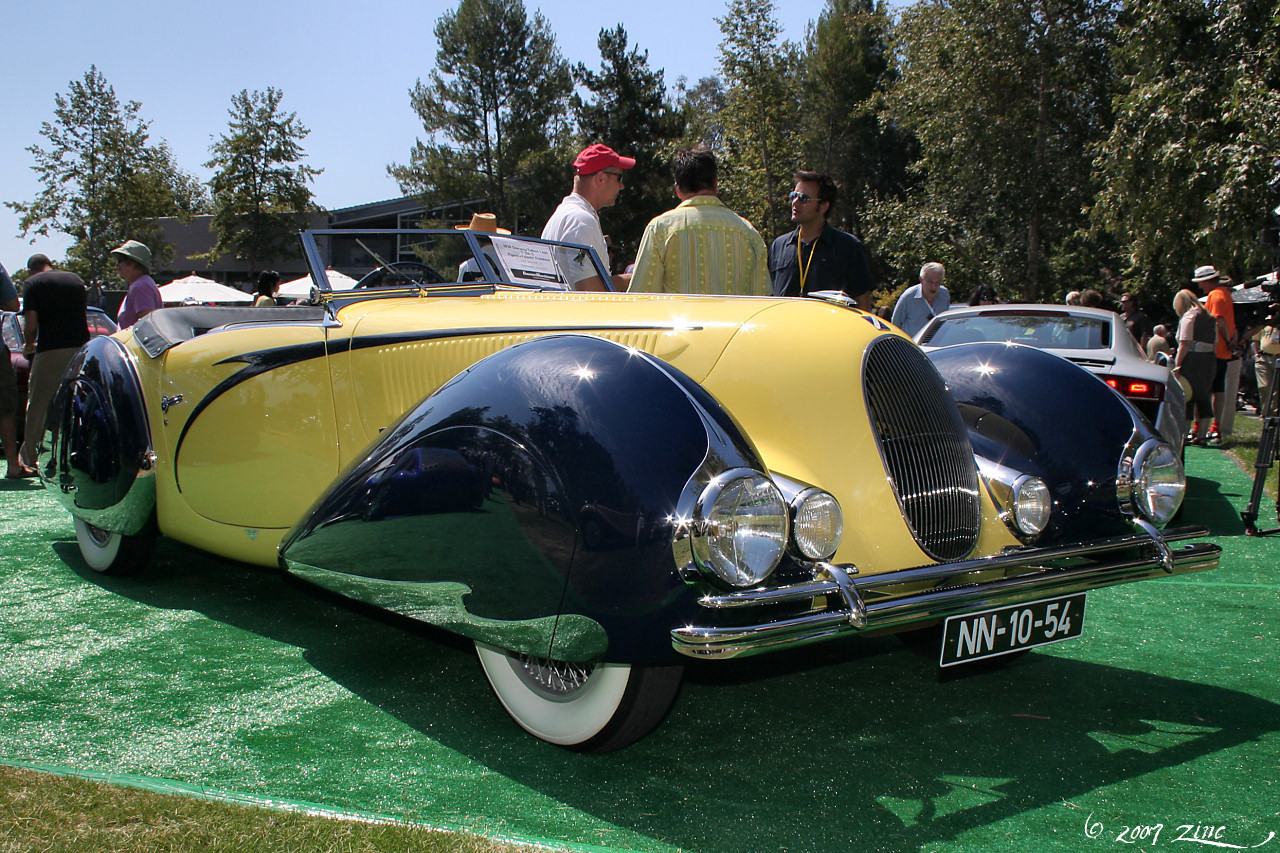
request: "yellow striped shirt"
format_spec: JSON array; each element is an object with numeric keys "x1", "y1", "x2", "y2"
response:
[{"x1": 628, "y1": 196, "x2": 770, "y2": 295}]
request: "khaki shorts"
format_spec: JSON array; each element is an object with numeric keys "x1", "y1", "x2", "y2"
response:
[{"x1": 0, "y1": 354, "x2": 17, "y2": 418}]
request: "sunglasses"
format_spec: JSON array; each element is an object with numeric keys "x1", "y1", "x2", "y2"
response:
[
  {"x1": 788, "y1": 191, "x2": 815, "y2": 204},
  {"x1": 602, "y1": 170, "x2": 625, "y2": 184}
]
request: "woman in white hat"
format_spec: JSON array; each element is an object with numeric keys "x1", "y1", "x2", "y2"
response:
[
  {"x1": 1173, "y1": 288, "x2": 1217, "y2": 445},
  {"x1": 111, "y1": 240, "x2": 163, "y2": 328}
]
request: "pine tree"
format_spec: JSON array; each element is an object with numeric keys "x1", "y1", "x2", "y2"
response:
[
  {"x1": 389, "y1": 0, "x2": 573, "y2": 233},
  {"x1": 573, "y1": 26, "x2": 686, "y2": 267},
  {"x1": 201, "y1": 87, "x2": 321, "y2": 273}
]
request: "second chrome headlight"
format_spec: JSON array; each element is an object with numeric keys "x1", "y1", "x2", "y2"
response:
[
  {"x1": 790, "y1": 488, "x2": 843, "y2": 560},
  {"x1": 978, "y1": 456, "x2": 1052, "y2": 540}
]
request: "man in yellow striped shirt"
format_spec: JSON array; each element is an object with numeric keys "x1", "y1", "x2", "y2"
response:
[{"x1": 628, "y1": 146, "x2": 770, "y2": 296}]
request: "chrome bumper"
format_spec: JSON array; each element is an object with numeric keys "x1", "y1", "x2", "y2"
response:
[{"x1": 670, "y1": 525, "x2": 1221, "y2": 660}]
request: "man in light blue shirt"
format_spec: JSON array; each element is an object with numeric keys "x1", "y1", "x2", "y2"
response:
[{"x1": 891, "y1": 261, "x2": 950, "y2": 338}]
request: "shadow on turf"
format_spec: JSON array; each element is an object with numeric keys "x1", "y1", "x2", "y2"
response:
[{"x1": 52, "y1": 536, "x2": 1277, "y2": 853}]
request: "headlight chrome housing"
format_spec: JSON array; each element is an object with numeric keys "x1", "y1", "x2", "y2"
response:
[
  {"x1": 1121, "y1": 439, "x2": 1185, "y2": 526},
  {"x1": 790, "y1": 488, "x2": 843, "y2": 560},
  {"x1": 977, "y1": 456, "x2": 1052, "y2": 541},
  {"x1": 687, "y1": 469, "x2": 789, "y2": 588}
]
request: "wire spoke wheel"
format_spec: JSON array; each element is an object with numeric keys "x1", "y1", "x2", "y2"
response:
[{"x1": 475, "y1": 643, "x2": 682, "y2": 752}]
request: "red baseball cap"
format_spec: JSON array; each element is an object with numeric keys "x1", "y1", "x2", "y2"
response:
[{"x1": 573, "y1": 144, "x2": 636, "y2": 175}]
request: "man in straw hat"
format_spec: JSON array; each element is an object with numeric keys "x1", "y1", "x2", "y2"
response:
[
  {"x1": 111, "y1": 239, "x2": 163, "y2": 329},
  {"x1": 1193, "y1": 264, "x2": 1240, "y2": 446},
  {"x1": 541, "y1": 143, "x2": 634, "y2": 291},
  {"x1": 455, "y1": 213, "x2": 509, "y2": 281}
]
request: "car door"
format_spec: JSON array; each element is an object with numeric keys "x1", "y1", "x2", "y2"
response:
[{"x1": 156, "y1": 319, "x2": 340, "y2": 530}]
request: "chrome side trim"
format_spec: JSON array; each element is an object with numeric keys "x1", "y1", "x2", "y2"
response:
[{"x1": 671, "y1": 524, "x2": 1220, "y2": 659}]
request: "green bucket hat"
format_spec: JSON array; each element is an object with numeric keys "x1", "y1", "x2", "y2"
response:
[{"x1": 110, "y1": 239, "x2": 153, "y2": 272}]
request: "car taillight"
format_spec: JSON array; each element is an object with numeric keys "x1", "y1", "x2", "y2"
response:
[{"x1": 1105, "y1": 375, "x2": 1163, "y2": 400}]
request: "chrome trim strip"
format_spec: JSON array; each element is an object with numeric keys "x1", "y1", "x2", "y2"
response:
[{"x1": 672, "y1": 524, "x2": 1220, "y2": 659}]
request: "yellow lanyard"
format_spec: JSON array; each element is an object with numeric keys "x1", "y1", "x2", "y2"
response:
[{"x1": 797, "y1": 233, "x2": 820, "y2": 294}]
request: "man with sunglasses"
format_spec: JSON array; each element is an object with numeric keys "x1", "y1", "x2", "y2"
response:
[
  {"x1": 768, "y1": 171, "x2": 875, "y2": 310},
  {"x1": 541, "y1": 143, "x2": 634, "y2": 291}
]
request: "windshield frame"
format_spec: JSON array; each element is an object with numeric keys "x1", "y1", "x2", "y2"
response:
[{"x1": 296, "y1": 228, "x2": 615, "y2": 298}]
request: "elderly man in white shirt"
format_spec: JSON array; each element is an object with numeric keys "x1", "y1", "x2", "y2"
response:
[{"x1": 891, "y1": 262, "x2": 950, "y2": 337}]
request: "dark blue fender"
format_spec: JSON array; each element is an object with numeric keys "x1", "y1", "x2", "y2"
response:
[
  {"x1": 43, "y1": 336, "x2": 156, "y2": 536},
  {"x1": 280, "y1": 334, "x2": 764, "y2": 665},
  {"x1": 927, "y1": 342, "x2": 1151, "y2": 542}
]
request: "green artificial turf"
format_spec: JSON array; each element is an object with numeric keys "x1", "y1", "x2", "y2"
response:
[{"x1": 1, "y1": 443, "x2": 1277, "y2": 853}]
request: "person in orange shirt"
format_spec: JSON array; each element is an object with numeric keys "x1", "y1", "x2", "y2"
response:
[{"x1": 1193, "y1": 265, "x2": 1239, "y2": 446}]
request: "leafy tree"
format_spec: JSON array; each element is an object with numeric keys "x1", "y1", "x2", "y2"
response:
[
  {"x1": 715, "y1": 0, "x2": 802, "y2": 238},
  {"x1": 675, "y1": 75, "x2": 728, "y2": 153},
  {"x1": 389, "y1": 0, "x2": 573, "y2": 234},
  {"x1": 871, "y1": 0, "x2": 1118, "y2": 300},
  {"x1": 200, "y1": 87, "x2": 321, "y2": 273},
  {"x1": 1092, "y1": 0, "x2": 1280, "y2": 296},
  {"x1": 572, "y1": 25, "x2": 687, "y2": 267},
  {"x1": 798, "y1": 0, "x2": 915, "y2": 242},
  {"x1": 7, "y1": 66, "x2": 207, "y2": 286}
]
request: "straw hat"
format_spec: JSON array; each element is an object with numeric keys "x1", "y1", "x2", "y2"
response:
[{"x1": 455, "y1": 213, "x2": 510, "y2": 235}]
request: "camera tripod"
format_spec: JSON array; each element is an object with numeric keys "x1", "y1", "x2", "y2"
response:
[{"x1": 1242, "y1": 352, "x2": 1280, "y2": 536}]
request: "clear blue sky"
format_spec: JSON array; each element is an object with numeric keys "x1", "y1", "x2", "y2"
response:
[{"x1": 1, "y1": 0, "x2": 831, "y2": 276}]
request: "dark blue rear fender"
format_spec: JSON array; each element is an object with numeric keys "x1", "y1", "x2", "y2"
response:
[
  {"x1": 44, "y1": 336, "x2": 156, "y2": 536},
  {"x1": 927, "y1": 342, "x2": 1151, "y2": 541},
  {"x1": 280, "y1": 334, "x2": 763, "y2": 664}
]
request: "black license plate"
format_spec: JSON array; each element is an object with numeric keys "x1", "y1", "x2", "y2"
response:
[{"x1": 939, "y1": 593, "x2": 1086, "y2": 667}]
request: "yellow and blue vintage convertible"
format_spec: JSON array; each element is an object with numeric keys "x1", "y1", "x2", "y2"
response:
[{"x1": 42, "y1": 228, "x2": 1221, "y2": 751}]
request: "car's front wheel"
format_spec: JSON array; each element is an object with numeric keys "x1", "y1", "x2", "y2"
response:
[
  {"x1": 475, "y1": 643, "x2": 682, "y2": 752},
  {"x1": 73, "y1": 517, "x2": 155, "y2": 576}
]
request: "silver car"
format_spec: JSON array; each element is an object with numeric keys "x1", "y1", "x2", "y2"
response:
[{"x1": 915, "y1": 304, "x2": 1186, "y2": 453}]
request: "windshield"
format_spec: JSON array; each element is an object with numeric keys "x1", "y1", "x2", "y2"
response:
[
  {"x1": 922, "y1": 312, "x2": 1113, "y2": 350},
  {"x1": 297, "y1": 229, "x2": 612, "y2": 294}
]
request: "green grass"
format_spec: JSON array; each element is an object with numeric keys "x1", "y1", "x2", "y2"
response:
[
  {"x1": 0, "y1": 766, "x2": 539, "y2": 853},
  {"x1": 2, "y1": 409, "x2": 1274, "y2": 853}
]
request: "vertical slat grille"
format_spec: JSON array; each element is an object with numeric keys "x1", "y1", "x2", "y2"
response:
[{"x1": 863, "y1": 336, "x2": 980, "y2": 561}]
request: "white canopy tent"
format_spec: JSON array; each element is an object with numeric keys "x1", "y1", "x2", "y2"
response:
[
  {"x1": 277, "y1": 269, "x2": 359, "y2": 299},
  {"x1": 159, "y1": 275, "x2": 253, "y2": 305}
]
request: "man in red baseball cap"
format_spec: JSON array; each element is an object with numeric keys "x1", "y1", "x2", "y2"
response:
[{"x1": 540, "y1": 143, "x2": 635, "y2": 291}]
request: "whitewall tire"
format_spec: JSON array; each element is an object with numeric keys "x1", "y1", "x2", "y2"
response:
[
  {"x1": 73, "y1": 517, "x2": 155, "y2": 576},
  {"x1": 475, "y1": 643, "x2": 682, "y2": 752}
]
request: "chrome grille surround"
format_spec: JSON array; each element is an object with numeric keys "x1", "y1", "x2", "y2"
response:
[{"x1": 862, "y1": 336, "x2": 981, "y2": 561}]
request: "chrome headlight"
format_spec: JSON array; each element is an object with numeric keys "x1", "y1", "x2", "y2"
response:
[
  {"x1": 1127, "y1": 439, "x2": 1185, "y2": 526},
  {"x1": 689, "y1": 469, "x2": 788, "y2": 588},
  {"x1": 977, "y1": 456, "x2": 1052, "y2": 540},
  {"x1": 1009, "y1": 475, "x2": 1052, "y2": 537},
  {"x1": 791, "y1": 488, "x2": 843, "y2": 560}
]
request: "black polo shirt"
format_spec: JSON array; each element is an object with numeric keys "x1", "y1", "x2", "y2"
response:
[
  {"x1": 769, "y1": 223, "x2": 875, "y2": 299},
  {"x1": 22, "y1": 270, "x2": 89, "y2": 353}
]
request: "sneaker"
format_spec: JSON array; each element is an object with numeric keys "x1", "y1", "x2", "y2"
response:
[
  {"x1": 1207, "y1": 430, "x2": 1223, "y2": 447},
  {"x1": 1186, "y1": 426, "x2": 1204, "y2": 446}
]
